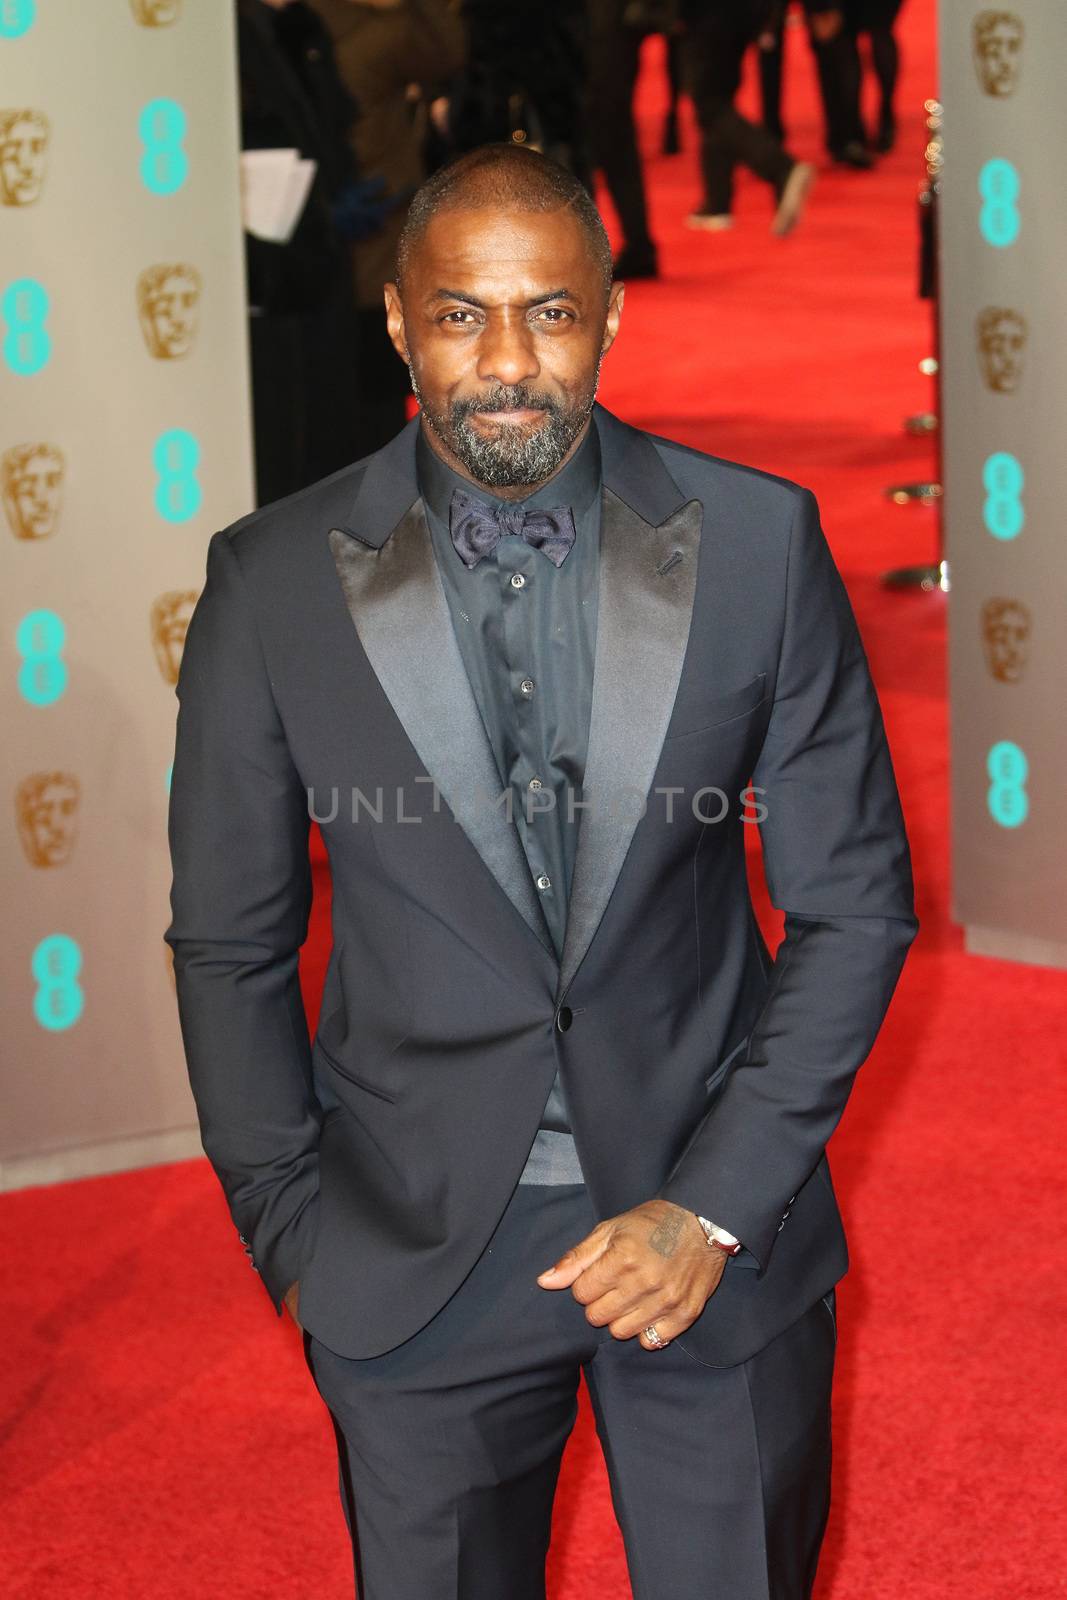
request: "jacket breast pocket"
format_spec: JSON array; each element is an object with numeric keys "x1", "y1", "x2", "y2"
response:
[{"x1": 665, "y1": 672, "x2": 768, "y2": 740}]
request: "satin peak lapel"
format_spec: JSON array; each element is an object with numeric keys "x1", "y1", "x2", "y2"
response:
[
  {"x1": 556, "y1": 489, "x2": 703, "y2": 1000},
  {"x1": 328, "y1": 504, "x2": 556, "y2": 957}
]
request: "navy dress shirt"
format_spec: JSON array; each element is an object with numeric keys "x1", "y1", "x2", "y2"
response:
[{"x1": 417, "y1": 421, "x2": 602, "y2": 1183}]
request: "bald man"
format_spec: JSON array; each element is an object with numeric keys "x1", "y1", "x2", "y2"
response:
[{"x1": 166, "y1": 144, "x2": 917, "y2": 1599}]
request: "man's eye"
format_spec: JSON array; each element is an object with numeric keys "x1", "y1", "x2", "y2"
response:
[
  {"x1": 441, "y1": 309, "x2": 477, "y2": 324},
  {"x1": 534, "y1": 308, "x2": 571, "y2": 324}
]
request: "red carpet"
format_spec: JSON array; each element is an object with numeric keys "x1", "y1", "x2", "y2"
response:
[{"x1": 4, "y1": 5, "x2": 1065, "y2": 1594}]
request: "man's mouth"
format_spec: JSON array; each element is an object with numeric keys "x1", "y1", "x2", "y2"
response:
[{"x1": 471, "y1": 406, "x2": 546, "y2": 426}]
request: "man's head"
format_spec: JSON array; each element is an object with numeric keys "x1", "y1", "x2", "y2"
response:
[
  {"x1": 386, "y1": 144, "x2": 623, "y2": 495},
  {"x1": 972, "y1": 11, "x2": 1024, "y2": 97},
  {"x1": 0, "y1": 109, "x2": 49, "y2": 207},
  {"x1": 975, "y1": 306, "x2": 1027, "y2": 393}
]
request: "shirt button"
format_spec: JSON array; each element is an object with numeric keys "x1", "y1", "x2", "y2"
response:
[
  {"x1": 536, "y1": 873, "x2": 552, "y2": 891},
  {"x1": 520, "y1": 678, "x2": 535, "y2": 696},
  {"x1": 510, "y1": 573, "x2": 526, "y2": 589},
  {"x1": 528, "y1": 776, "x2": 543, "y2": 791}
]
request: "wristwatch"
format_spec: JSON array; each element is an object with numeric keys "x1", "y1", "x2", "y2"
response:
[{"x1": 696, "y1": 1215, "x2": 742, "y2": 1256}]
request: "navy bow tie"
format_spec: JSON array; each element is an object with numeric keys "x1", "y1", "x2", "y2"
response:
[{"x1": 448, "y1": 488, "x2": 577, "y2": 570}]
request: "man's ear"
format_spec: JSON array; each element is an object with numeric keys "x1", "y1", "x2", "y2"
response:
[
  {"x1": 383, "y1": 282, "x2": 408, "y2": 363},
  {"x1": 602, "y1": 282, "x2": 625, "y2": 356}
]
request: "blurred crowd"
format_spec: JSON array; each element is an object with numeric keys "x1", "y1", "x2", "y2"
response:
[{"x1": 238, "y1": 0, "x2": 906, "y2": 505}]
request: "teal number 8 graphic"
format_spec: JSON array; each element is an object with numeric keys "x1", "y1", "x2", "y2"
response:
[
  {"x1": 32, "y1": 935, "x2": 84, "y2": 1031},
  {"x1": 986, "y1": 740, "x2": 1028, "y2": 828},
  {"x1": 2, "y1": 278, "x2": 51, "y2": 374},
  {"x1": 0, "y1": 0, "x2": 36, "y2": 38},
  {"x1": 153, "y1": 429, "x2": 202, "y2": 521},
  {"x1": 979, "y1": 159, "x2": 1020, "y2": 247},
  {"x1": 139, "y1": 99, "x2": 188, "y2": 195},
  {"x1": 982, "y1": 451, "x2": 1024, "y2": 540},
  {"x1": 16, "y1": 608, "x2": 67, "y2": 704}
]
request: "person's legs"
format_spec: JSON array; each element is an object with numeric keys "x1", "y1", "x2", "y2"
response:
[
  {"x1": 588, "y1": 0, "x2": 656, "y2": 268},
  {"x1": 864, "y1": 0, "x2": 903, "y2": 147},
  {"x1": 758, "y1": 10, "x2": 787, "y2": 142},
  {"x1": 687, "y1": 6, "x2": 798, "y2": 218},
  {"x1": 353, "y1": 305, "x2": 410, "y2": 460},
  {"x1": 684, "y1": 13, "x2": 748, "y2": 215},
  {"x1": 302, "y1": 1183, "x2": 601, "y2": 1600},
  {"x1": 807, "y1": 10, "x2": 869, "y2": 162},
  {"x1": 584, "y1": 1291, "x2": 836, "y2": 1600}
]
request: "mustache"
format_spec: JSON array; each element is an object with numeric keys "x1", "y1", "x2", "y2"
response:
[{"x1": 452, "y1": 385, "x2": 562, "y2": 418}]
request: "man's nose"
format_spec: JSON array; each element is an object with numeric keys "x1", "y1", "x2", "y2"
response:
[{"x1": 475, "y1": 314, "x2": 540, "y2": 388}]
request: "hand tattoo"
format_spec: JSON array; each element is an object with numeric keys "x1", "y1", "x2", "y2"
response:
[{"x1": 647, "y1": 1208, "x2": 687, "y2": 1259}]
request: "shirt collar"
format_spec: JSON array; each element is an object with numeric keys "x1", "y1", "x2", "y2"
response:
[{"x1": 415, "y1": 416, "x2": 602, "y2": 532}]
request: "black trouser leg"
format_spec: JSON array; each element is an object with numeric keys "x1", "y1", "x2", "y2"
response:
[
  {"x1": 869, "y1": 25, "x2": 900, "y2": 120},
  {"x1": 810, "y1": 28, "x2": 865, "y2": 153},
  {"x1": 587, "y1": 0, "x2": 653, "y2": 251},
  {"x1": 352, "y1": 306, "x2": 410, "y2": 460},
  {"x1": 686, "y1": 13, "x2": 794, "y2": 214},
  {"x1": 303, "y1": 1185, "x2": 598, "y2": 1599},
  {"x1": 584, "y1": 1293, "x2": 836, "y2": 1600},
  {"x1": 758, "y1": 14, "x2": 787, "y2": 140}
]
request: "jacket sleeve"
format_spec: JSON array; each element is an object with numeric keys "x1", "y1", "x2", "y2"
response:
[
  {"x1": 657, "y1": 487, "x2": 918, "y2": 1270},
  {"x1": 164, "y1": 528, "x2": 320, "y2": 1314}
]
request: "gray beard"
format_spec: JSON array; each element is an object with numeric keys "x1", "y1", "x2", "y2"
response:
[{"x1": 409, "y1": 370, "x2": 599, "y2": 490}]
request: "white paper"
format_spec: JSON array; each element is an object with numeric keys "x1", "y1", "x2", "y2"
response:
[{"x1": 240, "y1": 148, "x2": 318, "y2": 245}]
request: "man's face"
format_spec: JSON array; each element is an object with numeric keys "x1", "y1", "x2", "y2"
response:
[
  {"x1": 148, "y1": 270, "x2": 199, "y2": 356},
  {"x1": 19, "y1": 776, "x2": 79, "y2": 866},
  {"x1": 0, "y1": 114, "x2": 47, "y2": 205},
  {"x1": 7, "y1": 448, "x2": 63, "y2": 538},
  {"x1": 386, "y1": 205, "x2": 623, "y2": 490},
  {"x1": 982, "y1": 600, "x2": 1030, "y2": 682},
  {"x1": 974, "y1": 14, "x2": 1023, "y2": 96},
  {"x1": 978, "y1": 311, "x2": 1026, "y2": 392}
]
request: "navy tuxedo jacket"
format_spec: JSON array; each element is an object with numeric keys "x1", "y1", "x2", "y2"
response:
[{"x1": 164, "y1": 405, "x2": 918, "y2": 1367}]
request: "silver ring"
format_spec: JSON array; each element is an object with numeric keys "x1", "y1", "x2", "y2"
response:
[{"x1": 643, "y1": 1323, "x2": 666, "y2": 1347}]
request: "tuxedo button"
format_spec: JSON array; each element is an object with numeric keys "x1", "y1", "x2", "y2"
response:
[{"x1": 556, "y1": 1005, "x2": 573, "y2": 1032}]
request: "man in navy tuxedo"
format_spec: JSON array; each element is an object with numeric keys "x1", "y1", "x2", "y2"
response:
[{"x1": 166, "y1": 143, "x2": 917, "y2": 1598}]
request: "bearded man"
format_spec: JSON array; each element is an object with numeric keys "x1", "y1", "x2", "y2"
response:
[{"x1": 166, "y1": 143, "x2": 917, "y2": 1599}]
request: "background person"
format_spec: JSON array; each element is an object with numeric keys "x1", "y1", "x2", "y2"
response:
[
  {"x1": 310, "y1": 0, "x2": 466, "y2": 455},
  {"x1": 681, "y1": 0, "x2": 817, "y2": 233}
]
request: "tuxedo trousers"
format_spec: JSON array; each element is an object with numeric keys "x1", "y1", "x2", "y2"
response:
[{"x1": 302, "y1": 1181, "x2": 835, "y2": 1600}]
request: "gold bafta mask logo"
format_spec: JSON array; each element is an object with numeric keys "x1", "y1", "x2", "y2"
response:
[
  {"x1": 137, "y1": 264, "x2": 202, "y2": 360},
  {"x1": 973, "y1": 12, "x2": 1024, "y2": 98},
  {"x1": 17, "y1": 771, "x2": 81, "y2": 867},
  {"x1": 981, "y1": 598, "x2": 1031, "y2": 683},
  {"x1": 0, "y1": 109, "x2": 49, "y2": 207},
  {"x1": 976, "y1": 307, "x2": 1027, "y2": 394},
  {"x1": 151, "y1": 590, "x2": 199, "y2": 685},
  {"x1": 3, "y1": 443, "x2": 65, "y2": 540},
  {"x1": 130, "y1": 0, "x2": 183, "y2": 24}
]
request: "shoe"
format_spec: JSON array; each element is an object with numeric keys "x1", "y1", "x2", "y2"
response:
[
  {"x1": 685, "y1": 211, "x2": 734, "y2": 231},
  {"x1": 831, "y1": 140, "x2": 875, "y2": 169},
  {"x1": 612, "y1": 242, "x2": 659, "y2": 280},
  {"x1": 771, "y1": 160, "x2": 816, "y2": 236},
  {"x1": 662, "y1": 111, "x2": 680, "y2": 156}
]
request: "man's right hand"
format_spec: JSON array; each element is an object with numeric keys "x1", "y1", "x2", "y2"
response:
[{"x1": 284, "y1": 1280, "x2": 301, "y2": 1328}]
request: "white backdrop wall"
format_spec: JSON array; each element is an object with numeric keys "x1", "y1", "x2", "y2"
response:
[
  {"x1": 1, "y1": 0, "x2": 255, "y2": 1187},
  {"x1": 940, "y1": 5, "x2": 1067, "y2": 968}
]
